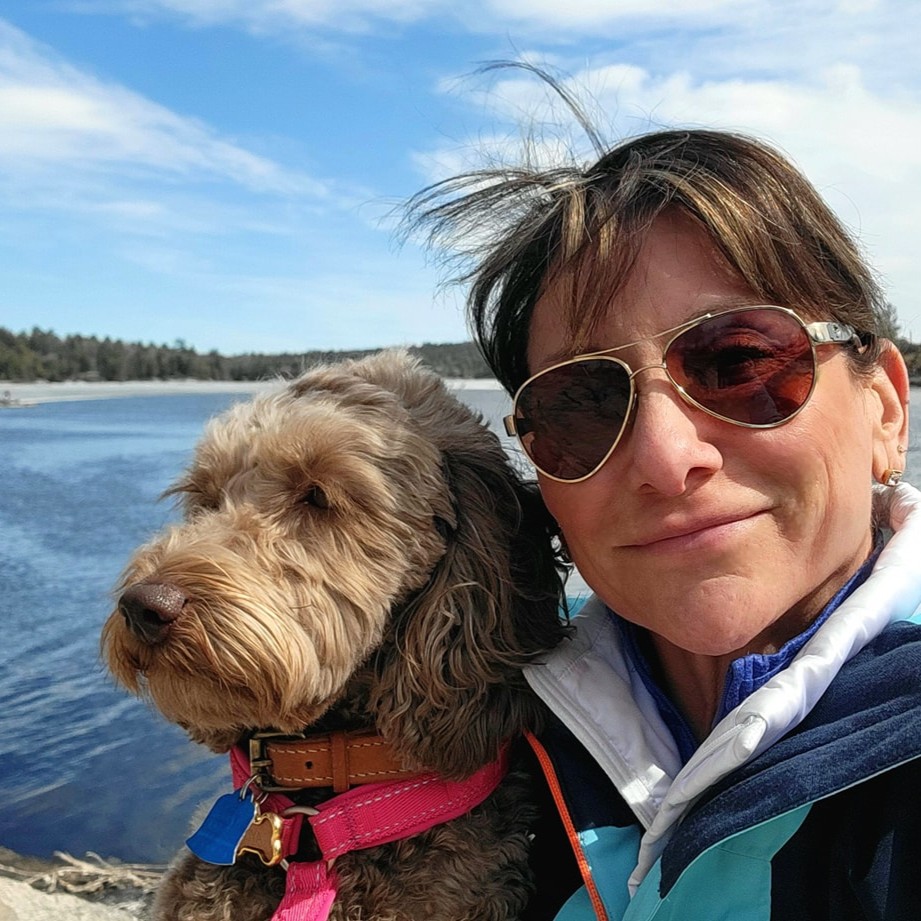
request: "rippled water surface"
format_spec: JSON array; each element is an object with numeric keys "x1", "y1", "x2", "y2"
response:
[{"x1": 1, "y1": 386, "x2": 917, "y2": 862}]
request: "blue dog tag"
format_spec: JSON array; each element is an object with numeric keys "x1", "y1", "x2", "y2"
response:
[{"x1": 186, "y1": 789, "x2": 258, "y2": 865}]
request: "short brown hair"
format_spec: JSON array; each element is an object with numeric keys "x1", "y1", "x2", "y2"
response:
[{"x1": 408, "y1": 126, "x2": 885, "y2": 394}]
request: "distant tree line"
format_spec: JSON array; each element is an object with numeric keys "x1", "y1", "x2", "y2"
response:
[
  {"x1": 896, "y1": 339, "x2": 921, "y2": 383},
  {"x1": 1, "y1": 322, "x2": 919, "y2": 384},
  {"x1": 875, "y1": 304, "x2": 921, "y2": 382},
  {"x1": 0, "y1": 327, "x2": 493, "y2": 383}
]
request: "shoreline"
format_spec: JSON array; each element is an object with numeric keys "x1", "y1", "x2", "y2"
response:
[
  {"x1": 0, "y1": 846, "x2": 159, "y2": 919},
  {"x1": 0, "y1": 377, "x2": 503, "y2": 407},
  {"x1": 1, "y1": 376, "x2": 915, "y2": 408}
]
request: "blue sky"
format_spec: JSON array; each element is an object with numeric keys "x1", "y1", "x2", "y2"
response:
[{"x1": 1, "y1": 1, "x2": 919, "y2": 355}]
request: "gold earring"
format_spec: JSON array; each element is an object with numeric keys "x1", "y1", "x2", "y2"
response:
[
  {"x1": 881, "y1": 469, "x2": 903, "y2": 487},
  {"x1": 897, "y1": 445, "x2": 907, "y2": 454}
]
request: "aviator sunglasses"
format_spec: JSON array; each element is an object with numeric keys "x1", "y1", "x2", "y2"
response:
[{"x1": 504, "y1": 305, "x2": 860, "y2": 483}]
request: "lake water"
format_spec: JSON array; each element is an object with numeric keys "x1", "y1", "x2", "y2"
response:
[
  {"x1": 1, "y1": 387, "x2": 918, "y2": 863},
  {"x1": 0, "y1": 386, "x2": 545, "y2": 864}
]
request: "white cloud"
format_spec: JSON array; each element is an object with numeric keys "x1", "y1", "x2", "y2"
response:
[
  {"x1": 572, "y1": 63, "x2": 921, "y2": 183},
  {"x1": 65, "y1": 0, "x2": 916, "y2": 91},
  {"x1": 483, "y1": 0, "x2": 746, "y2": 28},
  {"x1": 76, "y1": 0, "x2": 842, "y2": 35},
  {"x1": 68, "y1": 0, "x2": 444, "y2": 33},
  {"x1": 0, "y1": 20, "x2": 325, "y2": 197}
]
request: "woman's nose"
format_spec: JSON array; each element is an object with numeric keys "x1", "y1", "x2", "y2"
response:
[{"x1": 622, "y1": 377, "x2": 723, "y2": 495}]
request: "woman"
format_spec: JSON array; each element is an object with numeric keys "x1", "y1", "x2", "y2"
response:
[{"x1": 410, "y1": 126, "x2": 921, "y2": 919}]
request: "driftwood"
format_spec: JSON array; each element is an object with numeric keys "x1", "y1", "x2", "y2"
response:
[{"x1": 0, "y1": 849, "x2": 164, "y2": 897}]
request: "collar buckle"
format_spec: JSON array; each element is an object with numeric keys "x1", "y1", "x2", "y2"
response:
[{"x1": 248, "y1": 730, "x2": 307, "y2": 793}]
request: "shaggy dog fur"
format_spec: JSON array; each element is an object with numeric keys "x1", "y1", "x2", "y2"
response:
[{"x1": 102, "y1": 350, "x2": 569, "y2": 921}]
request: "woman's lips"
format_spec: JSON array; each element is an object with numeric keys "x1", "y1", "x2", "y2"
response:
[{"x1": 624, "y1": 511, "x2": 764, "y2": 552}]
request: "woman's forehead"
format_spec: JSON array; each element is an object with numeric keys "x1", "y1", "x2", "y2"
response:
[{"x1": 526, "y1": 212, "x2": 755, "y2": 370}]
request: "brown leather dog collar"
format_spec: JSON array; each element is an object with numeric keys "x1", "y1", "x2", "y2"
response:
[{"x1": 247, "y1": 729, "x2": 419, "y2": 794}]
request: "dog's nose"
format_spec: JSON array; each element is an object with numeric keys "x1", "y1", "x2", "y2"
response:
[{"x1": 119, "y1": 582, "x2": 188, "y2": 644}]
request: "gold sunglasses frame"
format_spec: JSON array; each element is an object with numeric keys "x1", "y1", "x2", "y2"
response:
[{"x1": 504, "y1": 305, "x2": 859, "y2": 483}]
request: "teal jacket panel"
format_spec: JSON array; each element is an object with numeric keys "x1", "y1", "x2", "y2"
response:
[
  {"x1": 623, "y1": 806, "x2": 810, "y2": 921},
  {"x1": 553, "y1": 806, "x2": 809, "y2": 921}
]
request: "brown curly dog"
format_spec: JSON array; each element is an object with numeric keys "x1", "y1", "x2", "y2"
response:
[{"x1": 102, "y1": 350, "x2": 569, "y2": 921}]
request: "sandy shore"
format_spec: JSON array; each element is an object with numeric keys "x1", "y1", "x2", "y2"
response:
[
  {"x1": 0, "y1": 379, "x2": 277, "y2": 406},
  {"x1": 0, "y1": 876, "x2": 145, "y2": 921},
  {"x1": 0, "y1": 377, "x2": 502, "y2": 407},
  {"x1": 0, "y1": 848, "x2": 158, "y2": 920}
]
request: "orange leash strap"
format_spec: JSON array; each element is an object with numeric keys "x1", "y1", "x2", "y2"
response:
[{"x1": 525, "y1": 731, "x2": 609, "y2": 921}]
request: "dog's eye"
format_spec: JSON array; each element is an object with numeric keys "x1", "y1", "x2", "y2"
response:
[
  {"x1": 301, "y1": 485, "x2": 330, "y2": 509},
  {"x1": 187, "y1": 497, "x2": 219, "y2": 517}
]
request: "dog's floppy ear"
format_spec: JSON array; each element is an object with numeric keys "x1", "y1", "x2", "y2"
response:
[{"x1": 371, "y1": 427, "x2": 570, "y2": 778}]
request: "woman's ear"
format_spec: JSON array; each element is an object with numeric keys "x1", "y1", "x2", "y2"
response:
[{"x1": 868, "y1": 341, "x2": 910, "y2": 482}]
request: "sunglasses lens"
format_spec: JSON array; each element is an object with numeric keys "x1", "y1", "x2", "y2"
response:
[
  {"x1": 514, "y1": 359, "x2": 632, "y2": 481},
  {"x1": 667, "y1": 309, "x2": 815, "y2": 425}
]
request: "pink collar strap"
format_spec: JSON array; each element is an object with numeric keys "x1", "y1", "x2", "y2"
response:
[{"x1": 226, "y1": 743, "x2": 510, "y2": 921}]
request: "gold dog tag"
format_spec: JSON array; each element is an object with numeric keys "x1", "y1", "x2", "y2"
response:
[{"x1": 236, "y1": 810, "x2": 285, "y2": 866}]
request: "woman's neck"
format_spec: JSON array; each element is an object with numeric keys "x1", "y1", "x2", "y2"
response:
[
  {"x1": 643, "y1": 604, "x2": 820, "y2": 741},
  {"x1": 644, "y1": 636, "x2": 733, "y2": 741}
]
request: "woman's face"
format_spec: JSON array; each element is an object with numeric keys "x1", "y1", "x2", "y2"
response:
[{"x1": 528, "y1": 211, "x2": 907, "y2": 657}]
